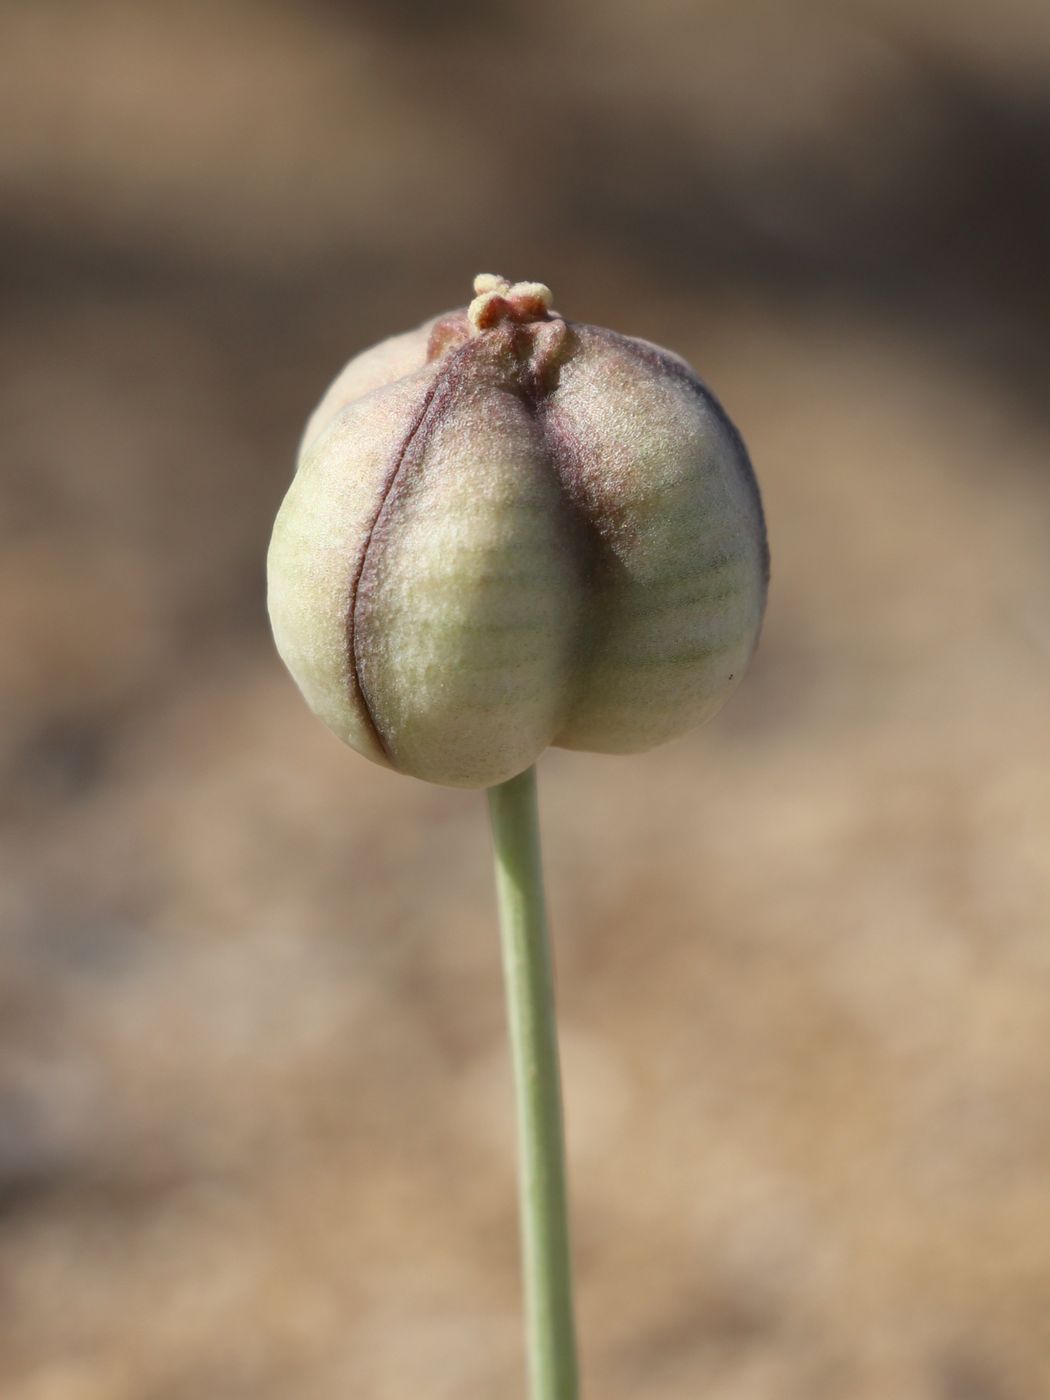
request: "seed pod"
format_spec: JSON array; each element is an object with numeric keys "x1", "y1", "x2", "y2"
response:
[{"x1": 268, "y1": 275, "x2": 769, "y2": 788}]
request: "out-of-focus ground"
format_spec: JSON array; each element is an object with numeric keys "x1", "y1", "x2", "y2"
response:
[{"x1": 2, "y1": 1, "x2": 1049, "y2": 1396}]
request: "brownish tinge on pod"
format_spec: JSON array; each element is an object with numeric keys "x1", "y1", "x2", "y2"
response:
[{"x1": 268, "y1": 274, "x2": 769, "y2": 787}]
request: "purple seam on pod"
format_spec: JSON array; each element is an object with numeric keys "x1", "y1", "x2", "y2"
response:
[{"x1": 345, "y1": 339, "x2": 479, "y2": 763}]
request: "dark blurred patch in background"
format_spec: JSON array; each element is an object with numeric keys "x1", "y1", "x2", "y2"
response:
[{"x1": 2, "y1": 3, "x2": 1049, "y2": 1397}]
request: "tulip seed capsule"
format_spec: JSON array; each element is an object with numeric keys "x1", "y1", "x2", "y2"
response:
[
  {"x1": 267, "y1": 274, "x2": 771, "y2": 1400},
  {"x1": 268, "y1": 274, "x2": 768, "y2": 787}
]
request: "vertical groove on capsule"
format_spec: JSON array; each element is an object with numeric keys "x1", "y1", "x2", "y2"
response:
[{"x1": 345, "y1": 341, "x2": 478, "y2": 763}]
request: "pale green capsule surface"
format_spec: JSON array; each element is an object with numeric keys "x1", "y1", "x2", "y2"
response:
[{"x1": 267, "y1": 276, "x2": 768, "y2": 787}]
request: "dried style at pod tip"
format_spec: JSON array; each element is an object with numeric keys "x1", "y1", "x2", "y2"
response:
[{"x1": 268, "y1": 274, "x2": 770, "y2": 787}]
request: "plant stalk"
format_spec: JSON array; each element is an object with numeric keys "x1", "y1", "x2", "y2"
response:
[{"x1": 488, "y1": 765, "x2": 579, "y2": 1400}]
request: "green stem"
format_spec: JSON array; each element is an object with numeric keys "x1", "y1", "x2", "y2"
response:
[{"x1": 488, "y1": 766, "x2": 579, "y2": 1400}]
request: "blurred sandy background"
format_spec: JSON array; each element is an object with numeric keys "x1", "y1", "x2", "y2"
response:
[{"x1": 3, "y1": 1, "x2": 1050, "y2": 1397}]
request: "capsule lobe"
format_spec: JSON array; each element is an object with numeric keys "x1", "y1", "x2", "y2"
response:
[
  {"x1": 353, "y1": 336, "x2": 584, "y2": 788},
  {"x1": 550, "y1": 325, "x2": 767, "y2": 753}
]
